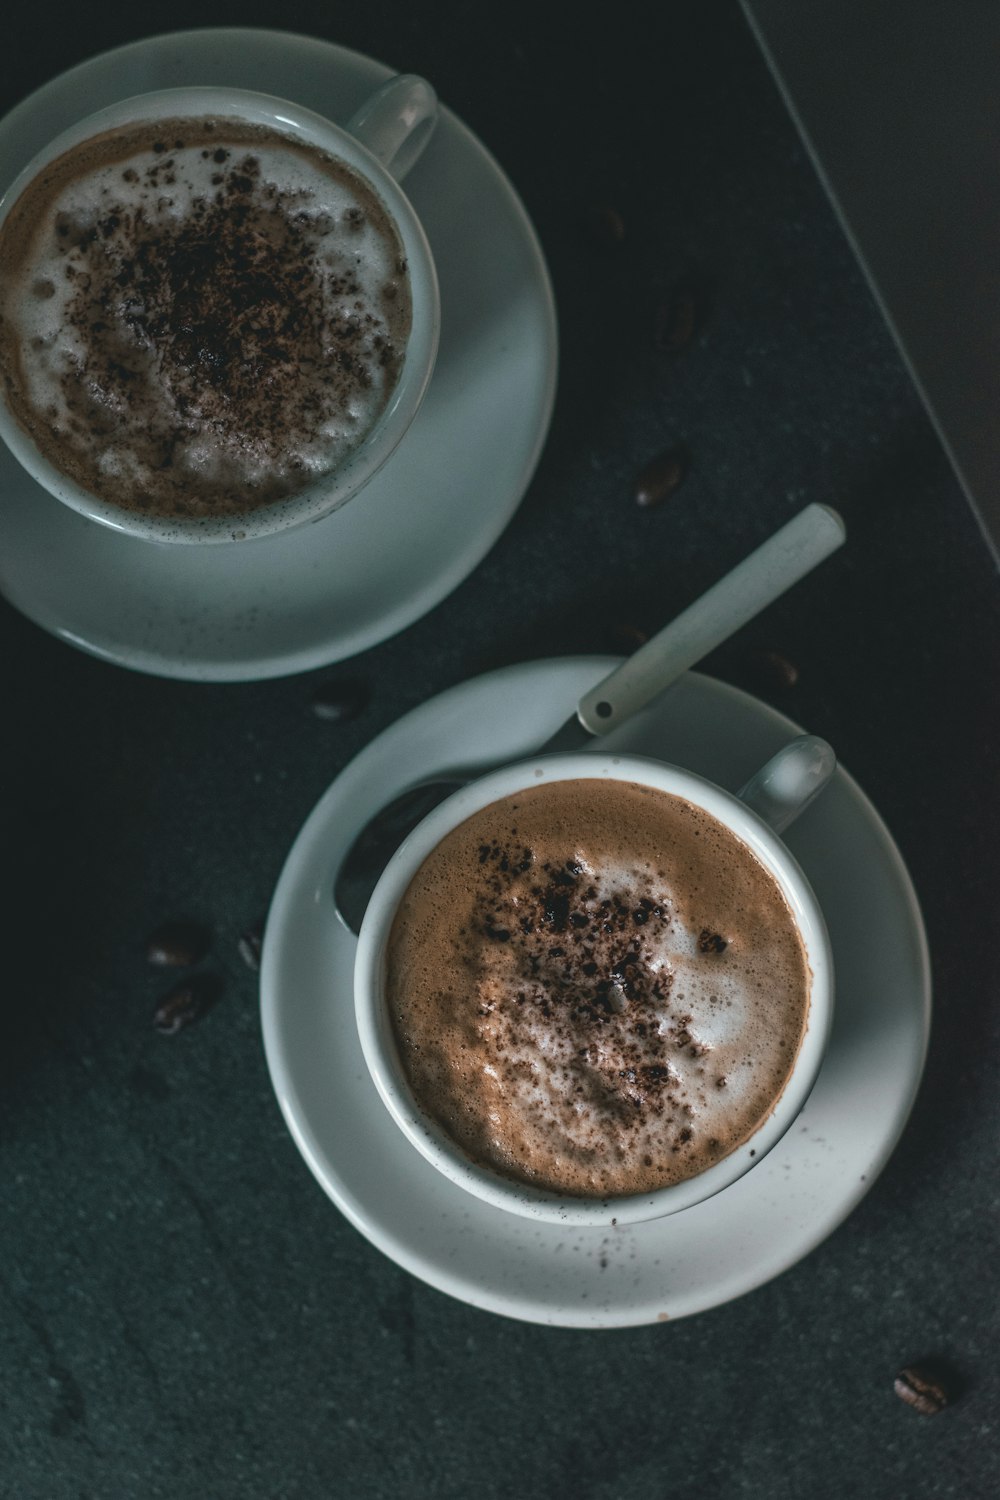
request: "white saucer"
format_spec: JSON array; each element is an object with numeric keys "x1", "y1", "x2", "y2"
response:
[
  {"x1": 261, "y1": 660, "x2": 931, "y2": 1328},
  {"x1": 0, "y1": 30, "x2": 557, "y2": 680}
]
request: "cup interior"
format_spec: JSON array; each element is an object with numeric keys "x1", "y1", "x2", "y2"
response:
[
  {"x1": 354, "y1": 752, "x2": 833, "y2": 1227},
  {"x1": 0, "y1": 86, "x2": 440, "y2": 544}
]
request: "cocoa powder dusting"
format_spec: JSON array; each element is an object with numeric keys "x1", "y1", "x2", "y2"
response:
[{"x1": 0, "y1": 118, "x2": 411, "y2": 519}]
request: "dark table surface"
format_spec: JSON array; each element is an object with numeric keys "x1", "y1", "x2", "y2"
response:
[{"x1": 2, "y1": 3, "x2": 998, "y2": 1498}]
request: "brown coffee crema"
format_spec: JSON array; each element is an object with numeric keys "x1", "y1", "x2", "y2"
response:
[
  {"x1": 386, "y1": 779, "x2": 811, "y2": 1198},
  {"x1": 0, "y1": 116, "x2": 412, "y2": 519}
]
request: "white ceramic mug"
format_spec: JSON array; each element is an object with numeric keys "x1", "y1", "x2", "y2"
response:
[
  {"x1": 0, "y1": 77, "x2": 440, "y2": 543},
  {"x1": 355, "y1": 736, "x2": 836, "y2": 1226}
]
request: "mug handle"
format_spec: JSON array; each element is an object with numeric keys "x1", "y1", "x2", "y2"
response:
[
  {"x1": 737, "y1": 735, "x2": 836, "y2": 835},
  {"x1": 345, "y1": 74, "x2": 438, "y2": 182}
]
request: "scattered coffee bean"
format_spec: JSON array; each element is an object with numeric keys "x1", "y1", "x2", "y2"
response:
[
  {"x1": 654, "y1": 282, "x2": 698, "y2": 353},
  {"x1": 237, "y1": 921, "x2": 264, "y2": 973},
  {"x1": 144, "y1": 919, "x2": 211, "y2": 968},
  {"x1": 894, "y1": 1365, "x2": 951, "y2": 1415},
  {"x1": 754, "y1": 649, "x2": 800, "y2": 690},
  {"x1": 606, "y1": 621, "x2": 649, "y2": 655},
  {"x1": 634, "y1": 446, "x2": 688, "y2": 508},
  {"x1": 586, "y1": 204, "x2": 625, "y2": 247},
  {"x1": 152, "y1": 974, "x2": 222, "y2": 1036},
  {"x1": 310, "y1": 679, "x2": 369, "y2": 722}
]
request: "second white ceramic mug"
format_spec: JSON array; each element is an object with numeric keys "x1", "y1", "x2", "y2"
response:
[
  {"x1": 355, "y1": 736, "x2": 836, "y2": 1227},
  {"x1": 0, "y1": 77, "x2": 440, "y2": 543}
]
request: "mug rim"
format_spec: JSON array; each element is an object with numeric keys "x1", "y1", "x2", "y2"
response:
[
  {"x1": 354, "y1": 750, "x2": 834, "y2": 1227},
  {"x1": 0, "y1": 84, "x2": 440, "y2": 544}
]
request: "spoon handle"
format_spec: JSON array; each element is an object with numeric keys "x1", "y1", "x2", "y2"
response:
[{"x1": 576, "y1": 503, "x2": 846, "y2": 735}]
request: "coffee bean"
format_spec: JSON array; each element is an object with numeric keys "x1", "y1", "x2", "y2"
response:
[
  {"x1": 894, "y1": 1365, "x2": 951, "y2": 1415},
  {"x1": 586, "y1": 205, "x2": 625, "y2": 247},
  {"x1": 237, "y1": 921, "x2": 264, "y2": 972},
  {"x1": 755, "y1": 650, "x2": 800, "y2": 689},
  {"x1": 634, "y1": 446, "x2": 688, "y2": 508},
  {"x1": 606, "y1": 621, "x2": 649, "y2": 654},
  {"x1": 152, "y1": 974, "x2": 221, "y2": 1035},
  {"x1": 310, "y1": 679, "x2": 369, "y2": 722},
  {"x1": 654, "y1": 283, "x2": 698, "y2": 353},
  {"x1": 144, "y1": 919, "x2": 211, "y2": 968}
]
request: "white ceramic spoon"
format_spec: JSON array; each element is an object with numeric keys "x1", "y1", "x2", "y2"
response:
[{"x1": 334, "y1": 503, "x2": 846, "y2": 931}]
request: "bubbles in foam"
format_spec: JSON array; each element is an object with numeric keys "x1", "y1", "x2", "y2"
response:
[{"x1": 386, "y1": 779, "x2": 812, "y2": 1198}]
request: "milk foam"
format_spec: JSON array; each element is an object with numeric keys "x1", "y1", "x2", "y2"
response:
[
  {"x1": 386, "y1": 779, "x2": 811, "y2": 1198},
  {"x1": 0, "y1": 118, "x2": 411, "y2": 518}
]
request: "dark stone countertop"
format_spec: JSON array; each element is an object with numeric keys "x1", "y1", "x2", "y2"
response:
[{"x1": 1, "y1": 3, "x2": 997, "y2": 1497}]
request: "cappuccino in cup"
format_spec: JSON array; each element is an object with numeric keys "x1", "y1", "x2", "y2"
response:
[
  {"x1": 385, "y1": 777, "x2": 812, "y2": 1200},
  {"x1": 0, "y1": 82, "x2": 439, "y2": 541},
  {"x1": 0, "y1": 118, "x2": 411, "y2": 520},
  {"x1": 357, "y1": 750, "x2": 834, "y2": 1224}
]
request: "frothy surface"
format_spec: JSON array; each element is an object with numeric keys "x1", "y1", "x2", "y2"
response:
[
  {"x1": 0, "y1": 117, "x2": 411, "y2": 519},
  {"x1": 386, "y1": 779, "x2": 811, "y2": 1198}
]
